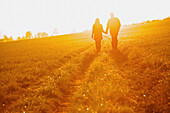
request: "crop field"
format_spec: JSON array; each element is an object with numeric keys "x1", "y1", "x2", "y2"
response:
[{"x1": 0, "y1": 19, "x2": 169, "y2": 113}]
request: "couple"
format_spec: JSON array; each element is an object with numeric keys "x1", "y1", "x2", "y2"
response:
[{"x1": 92, "y1": 13, "x2": 121, "y2": 52}]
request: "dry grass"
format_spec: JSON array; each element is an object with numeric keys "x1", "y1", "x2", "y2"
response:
[{"x1": 0, "y1": 20, "x2": 169, "y2": 113}]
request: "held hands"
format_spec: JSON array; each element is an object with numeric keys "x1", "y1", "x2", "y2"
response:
[
  {"x1": 91, "y1": 30, "x2": 108, "y2": 39},
  {"x1": 91, "y1": 35, "x2": 94, "y2": 39},
  {"x1": 103, "y1": 31, "x2": 108, "y2": 34}
]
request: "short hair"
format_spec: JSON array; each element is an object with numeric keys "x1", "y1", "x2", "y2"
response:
[{"x1": 110, "y1": 12, "x2": 114, "y2": 18}]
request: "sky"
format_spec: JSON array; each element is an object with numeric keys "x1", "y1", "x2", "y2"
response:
[{"x1": 0, "y1": 0, "x2": 169, "y2": 39}]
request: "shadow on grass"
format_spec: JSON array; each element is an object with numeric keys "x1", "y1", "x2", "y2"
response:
[
  {"x1": 55, "y1": 51, "x2": 98, "y2": 112},
  {"x1": 108, "y1": 49, "x2": 128, "y2": 65},
  {"x1": 79, "y1": 51, "x2": 98, "y2": 75}
]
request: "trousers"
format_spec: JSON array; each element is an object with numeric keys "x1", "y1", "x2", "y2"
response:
[
  {"x1": 111, "y1": 33, "x2": 118, "y2": 50},
  {"x1": 95, "y1": 39, "x2": 101, "y2": 52}
]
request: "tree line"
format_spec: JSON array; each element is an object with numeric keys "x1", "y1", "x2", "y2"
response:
[
  {"x1": 1, "y1": 28, "x2": 58, "y2": 42},
  {"x1": 2, "y1": 31, "x2": 49, "y2": 42}
]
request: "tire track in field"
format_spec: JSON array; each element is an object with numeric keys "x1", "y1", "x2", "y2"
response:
[
  {"x1": 55, "y1": 37, "x2": 124, "y2": 112},
  {"x1": 53, "y1": 43, "x2": 94, "y2": 70},
  {"x1": 30, "y1": 43, "x2": 94, "y2": 86},
  {"x1": 26, "y1": 42, "x2": 95, "y2": 112},
  {"x1": 55, "y1": 47, "x2": 99, "y2": 113},
  {"x1": 21, "y1": 43, "x2": 94, "y2": 112},
  {"x1": 104, "y1": 35, "x2": 129, "y2": 65}
]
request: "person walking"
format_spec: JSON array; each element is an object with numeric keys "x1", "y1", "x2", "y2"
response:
[
  {"x1": 106, "y1": 13, "x2": 121, "y2": 50},
  {"x1": 92, "y1": 18, "x2": 105, "y2": 52}
]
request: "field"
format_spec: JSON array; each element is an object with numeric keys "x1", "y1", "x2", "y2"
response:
[{"x1": 0, "y1": 19, "x2": 169, "y2": 113}]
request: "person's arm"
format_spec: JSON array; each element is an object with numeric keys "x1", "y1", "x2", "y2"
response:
[
  {"x1": 92, "y1": 25, "x2": 94, "y2": 39},
  {"x1": 106, "y1": 20, "x2": 109, "y2": 34},
  {"x1": 101, "y1": 25, "x2": 106, "y2": 34},
  {"x1": 118, "y1": 19, "x2": 121, "y2": 29}
]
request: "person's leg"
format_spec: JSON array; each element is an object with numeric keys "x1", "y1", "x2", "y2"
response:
[
  {"x1": 95, "y1": 40, "x2": 99, "y2": 52},
  {"x1": 111, "y1": 35, "x2": 113, "y2": 49},
  {"x1": 112, "y1": 34, "x2": 118, "y2": 50},
  {"x1": 111, "y1": 35, "x2": 115, "y2": 50},
  {"x1": 113, "y1": 37, "x2": 116, "y2": 50},
  {"x1": 97, "y1": 40, "x2": 101, "y2": 52},
  {"x1": 115, "y1": 39, "x2": 117, "y2": 50},
  {"x1": 99, "y1": 40, "x2": 101, "y2": 52},
  {"x1": 115, "y1": 34, "x2": 118, "y2": 50},
  {"x1": 95, "y1": 40, "x2": 98, "y2": 52}
]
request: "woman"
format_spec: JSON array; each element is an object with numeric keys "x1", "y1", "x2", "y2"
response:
[{"x1": 92, "y1": 18, "x2": 105, "y2": 52}]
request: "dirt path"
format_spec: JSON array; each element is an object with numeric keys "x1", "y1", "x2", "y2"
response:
[
  {"x1": 53, "y1": 36, "x2": 123, "y2": 113},
  {"x1": 54, "y1": 37, "x2": 114, "y2": 113},
  {"x1": 54, "y1": 48, "x2": 98, "y2": 113},
  {"x1": 55, "y1": 79, "x2": 83, "y2": 113}
]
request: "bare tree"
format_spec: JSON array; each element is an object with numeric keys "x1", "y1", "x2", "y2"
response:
[
  {"x1": 9, "y1": 36, "x2": 13, "y2": 41},
  {"x1": 3, "y1": 35, "x2": 8, "y2": 40},
  {"x1": 52, "y1": 28, "x2": 58, "y2": 36},
  {"x1": 26, "y1": 31, "x2": 32, "y2": 39},
  {"x1": 34, "y1": 34, "x2": 37, "y2": 39},
  {"x1": 41, "y1": 32, "x2": 48, "y2": 38},
  {"x1": 37, "y1": 32, "x2": 41, "y2": 38},
  {"x1": 21, "y1": 36, "x2": 25, "y2": 40},
  {"x1": 17, "y1": 37, "x2": 21, "y2": 40}
]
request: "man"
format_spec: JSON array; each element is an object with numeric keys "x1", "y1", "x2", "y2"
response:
[{"x1": 106, "y1": 13, "x2": 121, "y2": 50}]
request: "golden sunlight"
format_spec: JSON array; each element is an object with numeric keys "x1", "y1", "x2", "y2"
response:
[
  {"x1": 0, "y1": 0, "x2": 169, "y2": 39},
  {"x1": 0, "y1": 0, "x2": 169, "y2": 112}
]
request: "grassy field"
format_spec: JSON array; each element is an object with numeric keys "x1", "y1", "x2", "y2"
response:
[{"x1": 0, "y1": 19, "x2": 169, "y2": 113}]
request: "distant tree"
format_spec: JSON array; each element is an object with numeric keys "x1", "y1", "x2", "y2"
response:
[
  {"x1": 152, "y1": 20, "x2": 157, "y2": 22},
  {"x1": 26, "y1": 31, "x2": 32, "y2": 39},
  {"x1": 41, "y1": 32, "x2": 48, "y2": 38},
  {"x1": 163, "y1": 17, "x2": 170, "y2": 21},
  {"x1": 52, "y1": 28, "x2": 58, "y2": 36},
  {"x1": 17, "y1": 37, "x2": 21, "y2": 40},
  {"x1": 21, "y1": 36, "x2": 25, "y2": 40},
  {"x1": 3, "y1": 35, "x2": 8, "y2": 40},
  {"x1": 166, "y1": 17, "x2": 170, "y2": 19},
  {"x1": 37, "y1": 32, "x2": 41, "y2": 38},
  {"x1": 0, "y1": 39, "x2": 4, "y2": 43},
  {"x1": 146, "y1": 20, "x2": 150, "y2": 23},
  {"x1": 34, "y1": 34, "x2": 37, "y2": 39},
  {"x1": 9, "y1": 36, "x2": 13, "y2": 41}
]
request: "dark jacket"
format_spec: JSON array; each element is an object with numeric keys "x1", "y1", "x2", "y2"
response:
[
  {"x1": 106, "y1": 17, "x2": 121, "y2": 36},
  {"x1": 92, "y1": 23, "x2": 104, "y2": 40}
]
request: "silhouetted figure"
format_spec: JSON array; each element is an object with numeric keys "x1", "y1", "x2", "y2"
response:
[
  {"x1": 106, "y1": 13, "x2": 121, "y2": 50},
  {"x1": 92, "y1": 18, "x2": 105, "y2": 52}
]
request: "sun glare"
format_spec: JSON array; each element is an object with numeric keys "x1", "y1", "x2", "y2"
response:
[
  {"x1": 0, "y1": 0, "x2": 169, "y2": 39},
  {"x1": 0, "y1": 0, "x2": 169, "y2": 112}
]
